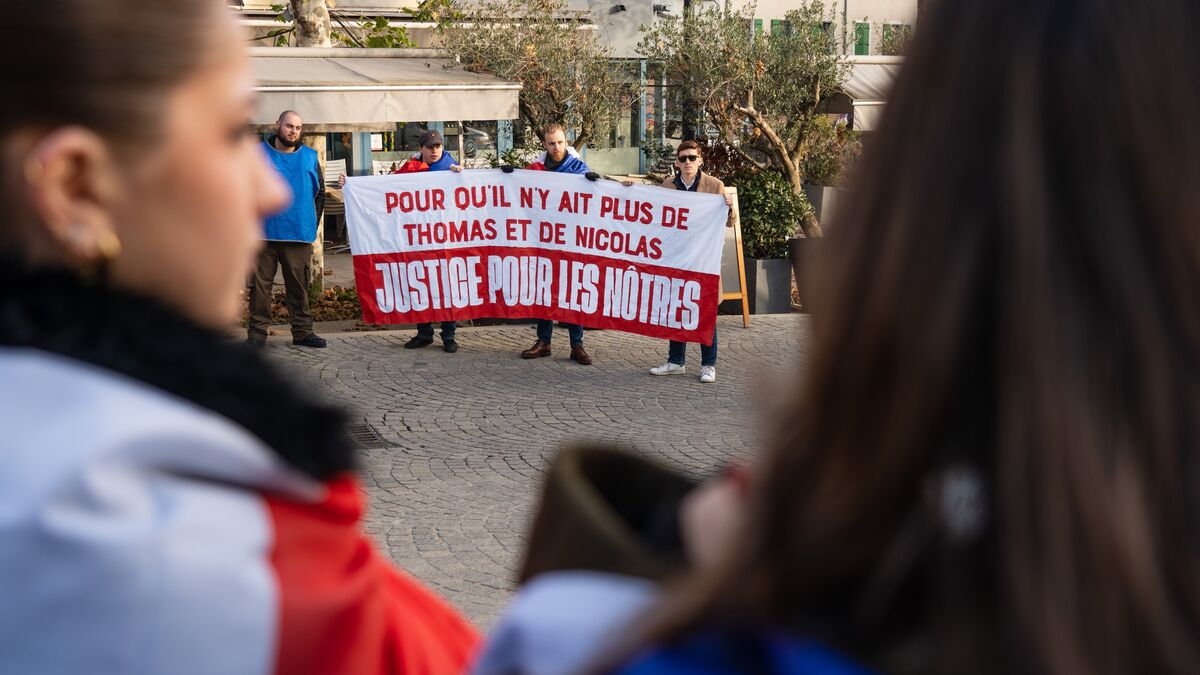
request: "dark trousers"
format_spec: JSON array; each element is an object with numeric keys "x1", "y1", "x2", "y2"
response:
[
  {"x1": 667, "y1": 326, "x2": 718, "y2": 367},
  {"x1": 248, "y1": 241, "x2": 314, "y2": 341},
  {"x1": 416, "y1": 321, "x2": 457, "y2": 341},
  {"x1": 536, "y1": 319, "x2": 583, "y2": 346}
]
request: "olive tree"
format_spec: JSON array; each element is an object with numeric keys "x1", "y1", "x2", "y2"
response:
[
  {"x1": 438, "y1": 0, "x2": 631, "y2": 149},
  {"x1": 639, "y1": 1, "x2": 851, "y2": 236}
]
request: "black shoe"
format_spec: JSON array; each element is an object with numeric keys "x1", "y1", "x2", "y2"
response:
[
  {"x1": 245, "y1": 337, "x2": 266, "y2": 349},
  {"x1": 405, "y1": 336, "x2": 434, "y2": 349},
  {"x1": 443, "y1": 340, "x2": 459, "y2": 353},
  {"x1": 292, "y1": 334, "x2": 327, "y2": 348}
]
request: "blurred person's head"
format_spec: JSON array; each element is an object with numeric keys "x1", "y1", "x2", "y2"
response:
[
  {"x1": 642, "y1": 1, "x2": 1200, "y2": 673},
  {"x1": 274, "y1": 110, "x2": 303, "y2": 150},
  {"x1": 541, "y1": 125, "x2": 568, "y2": 162},
  {"x1": 0, "y1": 0, "x2": 288, "y2": 328},
  {"x1": 418, "y1": 129, "x2": 444, "y2": 164},
  {"x1": 675, "y1": 141, "x2": 703, "y2": 180}
]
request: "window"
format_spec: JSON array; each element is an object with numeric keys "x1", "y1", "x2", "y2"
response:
[
  {"x1": 754, "y1": 19, "x2": 763, "y2": 35},
  {"x1": 770, "y1": 19, "x2": 783, "y2": 36},
  {"x1": 854, "y1": 22, "x2": 870, "y2": 55}
]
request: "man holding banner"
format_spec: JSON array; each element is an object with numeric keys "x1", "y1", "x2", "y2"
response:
[
  {"x1": 398, "y1": 130, "x2": 465, "y2": 353},
  {"x1": 512, "y1": 124, "x2": 599, "y2": 365},
  {"x1": 342, "y1": 150, "x2": 730, "y2": 363},
  {"x1": 648, "y1": 140, "x2": 735, "y2": 384},
  {"x1": 341, "y1": 129, "x2": 464, "y2": 352}
]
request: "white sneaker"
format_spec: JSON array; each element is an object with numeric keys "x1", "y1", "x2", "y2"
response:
[
  {"x1": 699, "y1": 366, "x2": 717, "y2": 383},
  {"x1": 649, "y1": 362, "x2": 686, "y2": 376}
]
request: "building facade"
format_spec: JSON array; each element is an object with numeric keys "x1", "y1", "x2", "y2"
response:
[{"x1": 231, "y1": 0, "x2": 913, "y2": 175}]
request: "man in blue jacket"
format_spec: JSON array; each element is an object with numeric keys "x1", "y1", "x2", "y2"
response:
[
  {"x1": 248, "y1": 110, "x2": 327, "y2": 348},
  {"x1": 515, "y1": 124, "x2": 597, "y2": 365}
]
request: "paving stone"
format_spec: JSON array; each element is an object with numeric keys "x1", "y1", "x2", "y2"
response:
[{"x1": 265, "y1": 314, "x2": 809, "y2": 629}]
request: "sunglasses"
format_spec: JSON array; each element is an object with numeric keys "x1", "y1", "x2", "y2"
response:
[{"x1": 677, "y1": 155, "x2": 701, "y2": 162}]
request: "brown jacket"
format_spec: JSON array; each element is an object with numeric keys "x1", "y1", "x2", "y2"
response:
[
  {"x1": 661, "y1": 171, "x2": 732, "y2": 226},
  {"x1": 660, "y1": 171, "x2": 725, "y2": 195}
]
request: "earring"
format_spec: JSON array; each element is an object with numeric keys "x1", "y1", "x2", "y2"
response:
[
  {"x1": 96, "y1": 230, "x2": 122, "y2": 262},
  {"x1": 23, "y1": 158, "x2": 44, "y2": 186}
]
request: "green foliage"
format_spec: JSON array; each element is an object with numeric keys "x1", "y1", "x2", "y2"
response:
[
  {"x1": 332, "y1": 15, "x2": 415, "y2": 48},
  {"x1": 638, "y1": 1, "x2": 853, "y2": 235},
  {"x1": 726, "y1": 169, "x2": 811, "y2": 258},
  {"x1": 439, "y1": 0, "x2": 631, "y2": 149},
  {"x1": 700, "y1": 141, "x2": 763, "y2": 180},
  {"x1": 879, "y1": 23, "x2": 913, "y2": 56},
  {"x1": 265, "y1": 4, "x2": 294, "y2": 46},
  {"x1": 486, "y1": 142, "x2": 543, "y2": 169},
  {"x1": 265, "y1": 1, "x2": 459, "y2": 48},
  {"x1": 800, "y1": 117, "x2": 861, "y2": 187},
  {"x1": 639, "y1": 140, "x2": 675, "y2": 176}
]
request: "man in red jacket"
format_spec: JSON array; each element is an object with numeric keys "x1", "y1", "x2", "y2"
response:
[
  {"x1": 397, "y1": 130, "x2": 466, "y2": 352},
  {"x1": 345, "y1": 131, "x2": 466, "y2": 352}
]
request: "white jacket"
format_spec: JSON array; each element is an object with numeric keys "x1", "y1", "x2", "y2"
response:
[{"x1": 0, "y1": 348, "x2": 317, "y2": 675}]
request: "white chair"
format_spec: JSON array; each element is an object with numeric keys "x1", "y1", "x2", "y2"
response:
[{"x1": 324, "y1": 158, "x2": 347, "y2": 187}]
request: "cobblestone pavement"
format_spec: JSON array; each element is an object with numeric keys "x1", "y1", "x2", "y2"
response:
[{"x1": 266, "y1": 314, "x2": 810, "y2": 628}]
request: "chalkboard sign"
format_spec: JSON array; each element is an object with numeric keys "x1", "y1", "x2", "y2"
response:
[{"x1": 719, "y1": 187, "x2": 750, "y2": 328}]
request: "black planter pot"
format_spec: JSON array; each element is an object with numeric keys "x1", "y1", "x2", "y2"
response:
[
  {"x1": 744, "y1": 255, "x2": 794, "y2": 314},
  {"x1": 788, "y1": 237, "x2": 824, "y2": 312}
]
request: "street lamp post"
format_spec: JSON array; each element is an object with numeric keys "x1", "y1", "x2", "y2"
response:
[{"x1": 681, "y1": 0, "x2": 696, "y2": 141}]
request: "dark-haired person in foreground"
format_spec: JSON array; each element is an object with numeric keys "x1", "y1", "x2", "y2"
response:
[
  {"x1": 0, "y1": 2, "x2": 479, "y2": 673},
  {"x1": 474, "y1": 0, "x2": 1200, "y2": 673}
]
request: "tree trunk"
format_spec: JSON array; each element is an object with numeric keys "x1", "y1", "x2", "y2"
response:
[
  {"x1": 290, "y1": 0, "x2": 332, "y2": 48},
  {"x1": 742, "y1": 106, "x2": 824, "y2": 238},
  {"x1": 781, "y1": 160, "x2": 823, "y2": 238},
  {"x1": 573, "y1": 128, "x2": 592, "y2": 150},
  {"x1": 303, "y1": 134, "x2": 327, "y2": 292}
]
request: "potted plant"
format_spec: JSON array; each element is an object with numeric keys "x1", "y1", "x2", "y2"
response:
[
  {"x1": 789, "y1": 118, "x2": 861, "y2": 310},
  {"x1": 800, "y1": 116, "x2": 860, "y2": 226},
  {"x1": 725, "y1": 169, "x2": 809, "y2": 314}
]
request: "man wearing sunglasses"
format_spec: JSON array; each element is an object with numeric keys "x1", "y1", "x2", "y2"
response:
[{"x1": 650, "y1": 140, "x2": 734, "y2": 383}]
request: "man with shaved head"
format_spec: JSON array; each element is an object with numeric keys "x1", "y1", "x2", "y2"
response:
[{"x1": 248, "y1": 110, "x2": 327, "y2": 348}]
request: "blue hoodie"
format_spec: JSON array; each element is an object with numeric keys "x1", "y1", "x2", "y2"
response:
[
  {"x1": 427, "y1": 152, "x2": 458, "y2": 171},
  {"x1": 615, "y1": 631, "x2": 874, "y2": 675},
  {"x1": 261, "y1": 138, "x2": 323, "y2": 243}
]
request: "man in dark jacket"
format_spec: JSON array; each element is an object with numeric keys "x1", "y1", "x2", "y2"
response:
[{"x1": 248, "y1": 110, "x2": 326, "y2": 348}]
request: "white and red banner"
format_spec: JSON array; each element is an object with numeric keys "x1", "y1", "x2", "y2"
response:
[{"x1": 343, "y1": 169, "x2": 729, "y2": 344}]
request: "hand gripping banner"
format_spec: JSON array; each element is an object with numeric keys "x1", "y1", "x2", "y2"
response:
[{"x1": 343, "y1": 169, "x2": 729, "y2": 344}]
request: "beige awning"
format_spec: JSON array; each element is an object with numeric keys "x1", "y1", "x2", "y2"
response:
[
  {"x1": 250, "y1": 47, "x2": 521, "y2": 131},
  {"x1": 840, "y1": 56, "x2": 903, "y2": 132}
]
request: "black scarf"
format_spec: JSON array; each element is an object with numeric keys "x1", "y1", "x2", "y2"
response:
[{"x1": 0, "y1": 264, "x2": 354, "y2": 480}]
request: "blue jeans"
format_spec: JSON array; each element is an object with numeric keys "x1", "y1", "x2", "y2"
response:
[
  {"x1": 536, "y1": 319, "x2": 584, "y2": 346},
  {"x1": 668, "y1": 326, "x2": 717, "y2": 367},
  {"x1": 416, "y1": 321, "x2": 457, "y2": 341}
]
